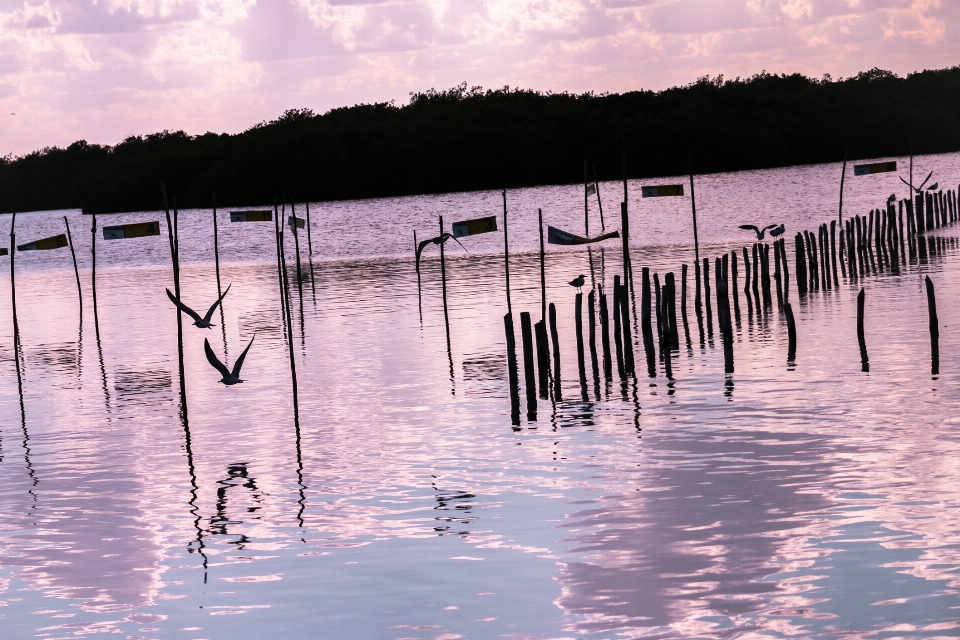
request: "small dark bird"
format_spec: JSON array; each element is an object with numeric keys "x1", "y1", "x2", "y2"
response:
[
  {"x1": 768, "y1": 224, "x2": 786, "y2": 238},
  {"x1": 569, "y1": 274, "x2": 585, "y2": 292},
  {"x1": 415, "y1": 233, "x2": 467, "y2": 272},
  {"x1": 166, "y1": 283, "x2": 230, "y2": 328},
  {"x1": 888, "y1": 193, "x2": 896, "y2": 202},
  {"x1": 927, "y1": 182, "x2": 938, "y2": 191},
  {"x1": 739, "y1": 224, "x2": 777, "y2": 240},
  {"x1": 204, "y1": 336, "x2": 254, "y2": 385}
]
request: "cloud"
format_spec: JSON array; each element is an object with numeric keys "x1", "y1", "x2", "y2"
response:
[{"x1": 0, "y1": 0, "x2": 958, "y2": 156}]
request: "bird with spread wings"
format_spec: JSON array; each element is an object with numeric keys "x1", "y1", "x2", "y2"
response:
[{"x1": 415, "y1": 233, "x2": 467, "y2": 272}]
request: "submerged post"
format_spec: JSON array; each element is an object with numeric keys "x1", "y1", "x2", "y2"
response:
[
  {"x1": 549, "y1": 302, "x2": 562, "y2": 400},
  {"x1": 520, "y1": 311, "x2": 537, "y2": 418},
  {"x1": 504, "y1": 312, "x2": 520, "y2": 425},
  {"x1": 857, "y1": 288, "x2": 868, "y2": 372},
  {"x1": 535, "y1": 320, "x2": 550, "y2": 399},
  {"x1": 784, "y1": 302, "x2": 797, "y2": 363},
  {"x1": 926, "y1": 276, "x2": 939, "y2": 376},
  {"x1": 599, "y1": 289, "x2": 613, "y2": 379},
  {"x1": 575, "y1": 293, "x2": 588, "y2": 401}
]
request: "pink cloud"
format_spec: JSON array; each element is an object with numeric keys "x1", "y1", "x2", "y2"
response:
[{"x1": 0, "y1": 0, "x2": 956, "y2": 157}]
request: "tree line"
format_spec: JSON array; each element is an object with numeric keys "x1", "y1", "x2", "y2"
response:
[{"x1": 2, "y1": 66, "x2": 960, "y2": 214}]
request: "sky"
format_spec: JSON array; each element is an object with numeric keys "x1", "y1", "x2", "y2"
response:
[{"x1": 0, "y1": 0, "x2": 956, "y2": 157}]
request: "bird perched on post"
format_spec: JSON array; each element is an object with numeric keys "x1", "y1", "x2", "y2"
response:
[
  {"x1": 768, "y1": 224, "x2": 785, "y2": 238},
  {"x1": 569, "y1": 274, "x2": 585, "y2": 292},
  {"x1": 739, "y1": 224, "x2": 777, "y2": 240}
]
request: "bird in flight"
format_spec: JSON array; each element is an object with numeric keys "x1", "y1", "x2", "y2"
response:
[
  {"x1": 415, "y1": 232, "x2": 467, "y2": 272},
  {"x1": 900, "y1": 170, "x2": 933, "y2": 194},
  {"x1": 739, "y1": 224, "x2": 777, "y2": 240},
  {"x1": 166, "y1": 283, "x2": 231, "y2": 328},
  {"x1": 569, "y1": 274, "x2": 585, "y2": 292},
  {"x1": 204, "y1": 336, "x2": 254, "y2": 385}
]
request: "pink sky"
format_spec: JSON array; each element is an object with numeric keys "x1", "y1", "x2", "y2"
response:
[{"x1": 0, "y1": 0, "x2": 956, "y2": 158}]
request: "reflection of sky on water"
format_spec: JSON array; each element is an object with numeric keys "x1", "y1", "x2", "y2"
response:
[{"x1": 1, "y1": 154, "x2": 960, "y2": 636}]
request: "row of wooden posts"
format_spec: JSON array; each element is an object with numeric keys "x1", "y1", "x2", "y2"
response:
[{"x1": 488, "y1": 184, "x2": 956, "y2": 422}]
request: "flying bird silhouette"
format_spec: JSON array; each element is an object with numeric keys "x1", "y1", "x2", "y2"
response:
[
  {"x1": 569, "y1": 274, "x2": 585, "y2": 292},
  {"x1": 739, "y1": 224, "x2": 777, "y2": 240},
  {"x1": 204, "y1": 336, "x2": 254, "y2": 385},
  {"x1": 415, "y1": 233, "x2": 467, "y2": 272},
  {"x1": 900, "y1": 170, "x2": 934, "y2": 194},
  {"x1": 166, "y1": 283, "x2": 230, "y2": 328}
]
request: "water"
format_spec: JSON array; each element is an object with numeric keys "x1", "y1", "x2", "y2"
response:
[{"x1": 1, "y1": 153, "x2": 960, "y2": 638}]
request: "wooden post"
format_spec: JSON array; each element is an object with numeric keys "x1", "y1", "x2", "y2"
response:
[
  {"x1": 730, "y1": 252, "x2": 740, "y2": 316},
  {"x1": 898, "y1": 200, "x2": 906, "y2": 262},
  {"x1": 583, "y1": 158, "x2": 590, "y2": 236},
  {"x1": 549, "y1": 302, "x2": 562, "y2": 399},
  {"x1": 520, "y1": 311, "x2": 537, "y2": 416},
  {"x1": 681, "y1": 263, "x2": 690, "y2": 344},
  {"x1": 291, "y1": 203, "x2": 304, "y2": 295},
  {"x1": 538, "y1": 208, "x2": 546, "y2": 322},
  {"x1": 717, "y1": 255, "x2": 733, "y2": 373},
  {"x1": 212, "y1": 191, "x2": 222, "y2": 297},
  {"x1": 780, "y1": 238, "x2": 790, "y2": 298},
  {"x1": 535, "y1": 320, "x2": 550, "y2": 399},
  {"x1": 305, "y1": 201, "x2": 314, "y2": 256},
  {"x1": 830, "y1": 220, "x2": 839, "y2": 286},
  {"x1": 857, "y1": 288, "x2": 868, "y2": 372},
  {"x1": 439, "y1": 215, "x2": 450, "y2": 333},
  {"x1": 742, "y1": 247, "x2": 750, "y2": 295},
  {"x1": 591, "y1": 162, "x2": 606, "y2": 231},
  {"x1": 653, "y1": 272, "x2": 663, "y2": 340},
  {"x1": 619, "y1": 273, "x2": 635, "y2": 374},
  {"x1": 689, "y1": 159, "x2": 700, "y2": 273},
  {"x1": 839, "y1": 227, "x2": 847, "y2": 277},
  {"x1": 588, "y1": 290, "x2": 600, "y2": 390},
  {"x1": 599, "y1": 289, "x2": 613, "y2": 379},
  {"x1": 640, "y1": 267, "x2": 652, "y2": 337},
  {"x1": 9, "y1": 212, "x2": 19, "y2": 342},
  {"x1": 275, "y1": 200, "x2": 300, "y2": 426},
  {"x1": 838, "y1": 150, "x2": 847, "y2": 225},
  {"x1": 90, "y1": 209, "x2": 100, "y2": 331},
  {"x1": 795, "y1": 234, "x2": 807, "y2": 294},
  {"x1": 784, "y1": 302, "x2": 796, "y2": 363},
  {"x1": 926, "y1": 276, "x2": 939, "y2": 376},
  {"x1": 703, "y1": 257, "x2": 714, "y2": 335},
  {"x1": 163, "y1": 187, "x2": 188, "y2": 422},
  {"x1": 612, "y1": 276, "x2": 625, "y2": 378},
  {"x1": 760, "y1": 243, "x2": 772, "y2": 307},
  {"x1": 575, "y1": 293, "x2": 588, "y2": 400},
  {"x1": 504, "y1": 312, "x2": 520, "y2": 425},
  {"x1": 751, "y1": 244, "x2": 760, "y2": 298},
  {"x1": 63, "y1": 216, "x2": 82, "y2": 314},
  {"x1": 773, "y1": 240, "x2": 783, "y2": 307},
  {"x1": 620, "y1": 201, "x2": 632, "y2": 296},
  {"x1": 503, "y1": 189, "x2": 512, "y2": 315},
  {"x1": 665, "y1": 272, "x2": 679, "y2": 349}
]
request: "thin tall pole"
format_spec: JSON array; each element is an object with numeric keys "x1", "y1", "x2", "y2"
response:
[
  {"x1": 592, "y1": 162, "x2": 605, "y2": 232},
  {"x1": 9, "y1": 212, "x2": 19, "y2": 341},
  {"x1": 439, "y1": 215, "x2": 449, "y2": 328},
  {"x1": 539, "y1": 208, "x2": 547, "y2": 323},
  {"x1": 162, "y1": 184, "x2": 187, "y2": 423},
  {"x1": 212, "y1": 191, "x2": 222, "y2": 297},
  {"x1": 838, "y1": 150, "x2": 847, "y2": 226},
  {"x1": 503, "y1": 189, "x2": 512, "y2": 315},
  {"x1": 63, "y1": 216, "x2": 82, "y2": 314},
  {"x1": 583, "y1": 158, "x2": 590, "y2": 236},
  {"x1": 291, "y1": 202, "x2": 304, "y2": 292},
  {"x1": 91, "y1": 210, "x2": 100, "y2": 332},
  {"x1": 689, "y1": 158, "x2": 700, "y2": 267},
  {"x1": 275, "y1": 201, "x2": 300, "y2": 425},
  {"x1": 305, "y1": 201, "x2": 314, "y2": 256}
]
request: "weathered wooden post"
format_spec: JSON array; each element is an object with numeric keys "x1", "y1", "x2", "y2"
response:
[
  {"x1": 599, "y1": 289, "x2": 613, "y2": 379},
  {"x1": 163, "y1": 190, "x2": 188, "y2": 422},
  {"x1": 780, "y1": 238, "x2": 790, "y2": 298},
  {"x1": 857, "y1": 288, "x2": 868, "y2": 372},
  {"x1": 653, "y1": 272, "x2": 663, "y2": 341},
  {"x1": 665, "y1": 272, "x2": 679, "y2": 349},
  {"x1": 784, "y1": 302, "x2": 797, "y2": 363},
  {"x1": 535, "y1": 320, "x2": 550, "y2": 399},
  {"x1": 588, "y1": 290, "x2": 600, "y2": 390},
  {"x1": 8, "y1": 212, "x2": 20, "y2": 342},
  {"x1": 575, "y1": 293, "x2": 588, "y2": 400},
  {"x1": 681, "y1": 263, "x2": 691, "y2": 345},
  {"x1": 618, "y1": 272, "x2": 635, "y2": 374},
  {"x1": 641, "y1": 267, "x2": 653, "y2": 342},
  {"x1": 549, "y1": 302, "x2": 562, "y2": 399},
  {"x1": 520, "y1": 311, "x2": 537, "y2": 418},
  {"x1": 212, "y1": 191, "x2": 223, "y2": 298},
  {"x1": 795, "y1": 233, "x2": 807, "y2": 294},
  {"x1": 926, "y1": 276, "x2": 939, "y2": 376},
  {"x1": 773, "y1": 238, "x2": 783, "y2": 307},
  {"x1": 620, "y1": 201, "x2": 633, "y2": 298},
  {"x1": 730, "y1": 252, "x2": 740, "y2": 317},
  {"x1": 305, "y1": 201, "x2": 314, "y2": 256},
  {"x1": 759, "y1": 244, "x2": 771, "y2": 307},
  {"x1": 916, "y1": 193, "x2": 926, "y2": 233},
  {"x1": 612, "y1": 280, "x2": 625, "y2": 378},
  {"x1": 703, "y1": 257, "x2": 714, "y2": 334},
  {"x1": 538, "y1": 208, "x2": 547, "y2": 322},
  {"x1": 742, "y1": 247, "x2": 751, "y2": 295},
  {"x1": 689, "y1": 159, "x2": 701, "y2": 307},
  {"x1": 505, "y1": 312, "x2": 520, "y2": 424},
  {"x1": 717, "y1": 256, "x2": 733, "y2": 373}
]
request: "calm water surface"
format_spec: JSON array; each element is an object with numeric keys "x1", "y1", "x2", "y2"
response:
[{"x1": 2, "y1": 153, "x2": 960, "y2": 638}]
